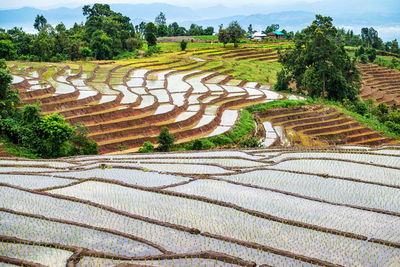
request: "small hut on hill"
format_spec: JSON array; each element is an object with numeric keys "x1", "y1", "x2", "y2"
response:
[
  {"x1": 268, "y1": 31, "x2": 285, "y2": 39},
  {"x1": 251, "y1": 32, "x2": 267, "y2": 41}
]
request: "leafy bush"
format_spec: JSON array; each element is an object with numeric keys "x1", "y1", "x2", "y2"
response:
[
  {"x1": 144, "y1": 46, "x2": 161, "y2": 57},
  {"x1": 180, "y1": 39, "x2": 188, "y2": 51},
  {"x1": 239, "y1": 137, "x2": 262, "y2": 148},
  {"x1": 157, "y1": 127, "x2": 175, "y2": 152},
  {"x1": 138, "y1": 141, "x2": 155, "y2": 153}
]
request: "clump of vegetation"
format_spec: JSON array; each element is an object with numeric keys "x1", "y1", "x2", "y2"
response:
[
  {"x1": 275, "y1": 15, "x2": 361, "y2": 101},
  {"x1": 218, "y1": 21, "x2": 246, "y2": 48},
  {"x1": 138, "y1": 141, "x2": 155, "y2": 153},
  {"x1": 180, "y1": 39, "x2": 187, "y2": 51},
  {"x1": 157, "y1": 127, "x2": 175, "y2": 152}
]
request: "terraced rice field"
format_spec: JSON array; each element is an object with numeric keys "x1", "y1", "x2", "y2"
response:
[
  {"x1": 8, "y1": 52, "x2": 283, "y2": 154},
  {"x1": 358, "y1": 63, "x2": 400, "y2": 106},
  {"x1": 0, "y1": 146, "x2": 400, "y2": 266},
  {"x1": 256, "y1": 105, "x2": 398, "y2": 147}
]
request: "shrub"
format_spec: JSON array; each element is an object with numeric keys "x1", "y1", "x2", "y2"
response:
[
  {"x1": 192, "y1": 140, "x2": 202, "y2": 150},
  {"x1": 180, "y1": 39, "x2": 188, "y2": 51},
  {"x1": 200, "y1": 139, "x2": 215, "y2": 150},
  {"x1": 157, "y1": 127, "x2": 175, "y2": 152},
  {"x1": 138, "y1": 141, "x2": 155, "y2": 153},
  {"x1": 144, "y1": 46, "x2": 161, "y2": 57},
  {"x1": 239, "y1": 137, "x2": 262, "y2": 148}
]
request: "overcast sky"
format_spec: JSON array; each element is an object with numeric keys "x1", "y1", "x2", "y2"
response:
[{"x1": 0, "y1": 0, "x2": 322, "y2": 9}]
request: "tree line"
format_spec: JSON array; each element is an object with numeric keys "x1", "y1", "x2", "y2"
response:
[{"x1": 0, "y1": 5, "x2": 216, "y2": 61}]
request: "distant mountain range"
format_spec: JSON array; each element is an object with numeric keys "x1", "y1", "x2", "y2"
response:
[{"x1": 0, "y1": 2, "x2": 399, "y2": 41}]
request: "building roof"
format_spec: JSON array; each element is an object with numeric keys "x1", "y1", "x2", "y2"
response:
[
  {"x1": 252, "y1": 32, "x2": 267, "y2": 37},
  {"x1": 272, "y1": 31, "x2": 285, "y2": 36}
]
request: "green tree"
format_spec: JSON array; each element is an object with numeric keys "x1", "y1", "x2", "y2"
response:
[
  {"x1": 0, "y1": 59, "x2": 19, "y2": 117},
  {"x1": 180, "y1": 39, "x2": 187, "y2": 51},
  {"x1": 157, "y1": 24, "x2": 169, "y2": 37},
  {"x1": 7, "y1": 27, "x2": 33, "y2": 56},
  {"x1": 365, "y1": 48, "x2": 377, "y2": 62},
  {"x1": 204, "y1": 26, "x2": 214, "y2": 35},
  {"x1": 248, "y1": 24, "x2": 255, "y2": 34},
  {"x1": 0, "y1": 40, "x2": 17, "y2": 60},
  {"x1": 32, "y1": 24, "x2": 56, "y2": 61},
  {"x1": 157, "y1": 127, "x2": 175, "y2": 152},
  {"x1": 262, "y1": 24, "x2": 279, "y2": 34},
  {"x1": 145, "y1": 22, "x2": 157, "y2": 47},
  {"x1": 218, "y1": 29, "x2": 230, "y2": 47},
  {"x1": 90, "y1": 30, "x2": 112, "y2": 60},
  {"x1": 79, "y1": 46, "x2": 92, "y2": 59},
  {"x1": 33, "y1": 15, "x2": 47, "y2": 32},
  {"x1": 226, "y1": 21, "x2": 245, "y2": 48},
  {"x1": 276, "y1": 15, "x2": 361, "y2": 101},
  {"x1": 155, "y1": 12, "x2": 167, "y2": 25},
  {"x1": 361, "y1": 27, "x2": 380, "y2": 48},
  {"x1": 391, "y1": 39, "x2": 399, "y2": 54},
  {"x1": 138, "y1": 141, "x2": 154, "y2": 153}
]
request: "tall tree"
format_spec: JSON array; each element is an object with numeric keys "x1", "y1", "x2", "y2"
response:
[
  {"x1": 0, "y1": 40, "x2": 17, "y2": 60},
  {"x1": 155, "y1": 12, "x2": 166, "y2": 25},
  {"x1": 33, "y1": 15, "x2": 47, "y2": 32},
  {"x1": 276, "y1": 15, "x2": 361, "y2": 101},
  {"x1": 157, "y1": 24, "x2": 169, "y2": 37},
  {"x1": 157, "y1": 127, "x2": 175, "y2": 152},
  {"x1": 145, "y1": 22, "x2": 157, "y2": 46},
  {"x1": 247, "y1": 24, "x2": 255, "y2": 34},
  {"x1": 32, "y1": 25, "x2": 56, "y2": 61},
  {"x1": 226, "y1": 21, "x2": 245, "y2": 48},
  {"x1": 0, "y1": 59, "x2": 19, "y2": 117},
  {"x1": 218, "y1": 29, "x2": 230, "y2": 47},
  {"x1": 90, "y1": 30, "x2": 112, "y2": 60},
  {"x1": 262, "y1": 24, "x2": 279, "y2": 34}
]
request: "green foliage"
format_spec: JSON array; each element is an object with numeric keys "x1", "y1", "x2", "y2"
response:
[
  {"x1": 273, "y1": 70, "x2": 290, "y2": 92},
  {"x1": 79, "y1": 46, "x2": 92, "y2": 59},
  {"x1": 157, "y1": 24, "x2": 169, "y2": 37},
  {"x1": 247, "y1": 99, "x2": 311, "y2": 113},
  {"x1": 277, "y1": 15, "x2": 361, "y2": 101},
  {"x1": 32, "y1": 25, "x2": 56, "y2": 61},
  {"x1": 239, "y1": 137, "x2": 262, "y2": 148},
  {"x1": 180, "y1": 39, "x2": 187, "y2": 51},
  {"x1": 0, "y1": 60, "x2": 19, "y2": 117},
  {"x1": 0, "y1": 40, "x2": 17, "y2": 60},
  {"x1": 138, "y1": 141, "x2": 155, "y2": 153},
  {"x1": 69, "y1": 123, "x2": 98, "y2": 155},
  {"x1": 365, "y1": 48, "x2": 377, "y2": 62},
  {"x1": 144, "y1": 45, "x2": 161, "y2": 57},
  {"x1": 0, "y1": 64, "x2": 97, "y2": 158},
  {"x1": 192, "y1": 140, "x2": 202, "y2": 150},
  {"x1": 113, "y1": 50, "x2": 138, "y2": 60},
  {"x1": 218, "y1": 29, "x2": 230, "y2": 47},
  {"x1": 90, "y1": 30, "x2": 112, "y2": 60},
  {"x1": 125, "y1": 37, "x2": 142, "y2": 51},
  {"x1": 226, "y1": 21, "x2": 246, "y2": 48},
  {"x1": 263, "y1": 24, "x2": 279, "y2": 34},
  {"x1": 33, "y1": 15, "x2": 47, "y2": 32},
  {"x1": 145, "y1": 22, "x2": 158, "y2": 47},
  {"x1": 155, "y1": 12, "x2": 167, "y2": 26},
  {"x1": 157, "y1": 127, "x2": 175, "y2": 152}
]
